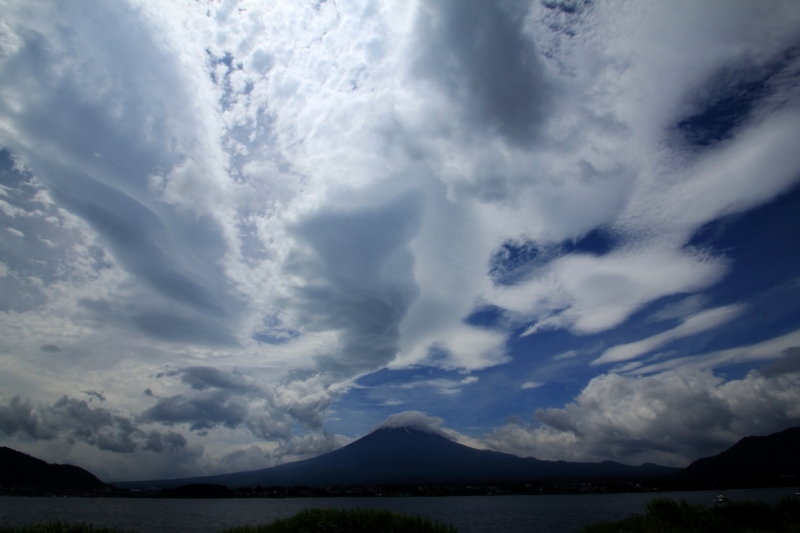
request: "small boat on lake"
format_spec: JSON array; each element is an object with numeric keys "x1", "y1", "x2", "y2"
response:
[{"x1": 713, "y1": 494, "x2": 730, "y2": 503}]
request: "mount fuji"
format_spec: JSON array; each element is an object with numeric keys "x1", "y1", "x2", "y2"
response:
[{"x1": 114, "y1": 426, "x2": 679, "y2": 489}]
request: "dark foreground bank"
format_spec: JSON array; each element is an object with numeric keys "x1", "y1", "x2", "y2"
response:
[
  {"x1": 576, "y1": 497, "x2": 800, "y2": 533},
  {"x1": 3, "y1": 499, "x2": 800, "y2": 533},
  {"x1": 0, "y1": 509, "x2": 457, "y2": 533}
]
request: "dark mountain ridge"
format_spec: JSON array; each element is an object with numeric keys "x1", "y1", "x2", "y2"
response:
[
  {"x1": 0, "y1": 446, "x2": 106, "y2": 491},
  {"x1": 672, "y1": 425, "x2": 800, "y2": 482},
  {"x1": 8, "y1": 425, "x2": 799, "y2": 493},
  {"x1": 114, "y1": 426, "x2": 679, "y2": 489}
]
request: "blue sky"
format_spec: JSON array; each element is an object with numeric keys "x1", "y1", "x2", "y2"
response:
[{"x1": 1, "y1": 0, "x2": 800, "y2": 481}]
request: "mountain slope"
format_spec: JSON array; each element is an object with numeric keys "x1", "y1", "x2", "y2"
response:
[
  {"x1": 0, "y1": 446, "x2": 106, "y2": 490},
  {"x1": 114, "y1": 427, "x2": 679, "y2": 489},
  {"x1": 672, "y1": 425, "x2": 800, "y2": 481}
]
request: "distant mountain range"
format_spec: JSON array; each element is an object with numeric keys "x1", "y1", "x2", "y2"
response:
[
  {"x1": 672, "y1": 426, "x2": 800, "y2": 482},
  {"x1": 114, "y1": 426, "x2": 679, "y2": 489},
  {"x1": 0, "y1": 446, "x2": 106, "y2": 491},
  {"x1": 4, "y1": 425, "x2": 799, "y2": 492}
]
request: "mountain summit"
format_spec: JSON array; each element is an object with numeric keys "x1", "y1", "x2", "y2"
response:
[{"x1": 115, "y1": 426, "x2": 678, "y2": 489}]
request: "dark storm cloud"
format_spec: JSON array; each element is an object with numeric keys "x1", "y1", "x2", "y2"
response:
[
  {"x1": 414, "y1": 0, "x2": 552, "y2": 145},
  {"x1": 148, "y1": 367, "x2": 306, "y2": 438},
  {"x1": 143, "y1": 429, "x2": 187, "y2": 453},
  {"x1": 83, "y1": 390, "x2": 106, "y2": 402},
  {"x1": 77, "y1": 299, "x2": 113, "y2": 313},
  {"x1": 246, "y1": 412, "x2": 293, "y2": 441},
  {"x1": 0, "y1": 396, "x2": 188, "y2": 454},
  {"x1": 217, "y1": 445, "x2": 273, "y2": 472},
  {"x1": 140, "y1": 392, "x2": 248, "y2": 431},
  {"x1": 287, "y1": 191, "x2": 423, "y2": 376},
  {"x1": 0, "y1": 397, "x2": 44, "y2": 439},
  {"x1": 760, "y1": 347, "x2": 800, "y2": 378},
  {"x1": 51, "y1": 396, "x2": 140, "y2": 453},
  {"x1": 75, "y1": 298, "x2": 237, "y2": 347},
  {"x1": 3, "y1": 373, "x2": 295, "y2": 453},
  {"x1": 132, "y1": 311, "x2": 237, "y2": 346},
  {"x1": 160, "y1": 366, "x2": 254, "y2": 391},
  {"x1": 273, "y1": 430, "x2": 338, "y2": 459}
]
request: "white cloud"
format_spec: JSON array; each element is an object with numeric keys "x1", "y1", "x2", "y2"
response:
[
  {"x1": 648, "y1": 295, "x2": 711, "y2": 323},
  {"x1": 553, "y1": 350, "x2": 580, "y2": 361},
  {"x1": 398, "y1": 377, "x2": 475, "y2": 396},
  {"x1": 619, "y1": 109, "x2": 800, "y2": 239},
  {"x1": 373, "y1": 409, "x2": 484, "y2": 449},
  {"x1": 438, "y1": 325, "x2": 510, "y2": 371},
  {"x1": 485, "y1": 365, "x2": 800, "y2": 466},
  {"x1": 593, "y1": 304, "x2": 745, "y2": 365},
  {"x1": 270, "y1": 431, "x2": 350, "y2": 466},
  {"x1": 497, "y1": 246, "x2": 729, "y2": 336},
  {"x1": 4, "y1": 0, "x2": 796, "y2": 377},
  {"x1": 630, "y1": 328, "x2": 800, "y2": 376},
  {"x1": 374, "y1": 410, "x2": 447, "y2": 436},
  {"x1": 479, "y1": 2, "x2": 800, "y2": 343}
]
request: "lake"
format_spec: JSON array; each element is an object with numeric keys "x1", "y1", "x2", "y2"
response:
[{"x1": 0, "y1": 487, "x2": 796, "y2": 533}]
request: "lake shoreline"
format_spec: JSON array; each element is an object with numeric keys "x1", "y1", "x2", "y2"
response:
[
  {"x1": 3, "y1": 488, "x2": 798, "y2": 533},
  {"x1": 3, "y1": 479, "x2": 798, "y2": 499}
]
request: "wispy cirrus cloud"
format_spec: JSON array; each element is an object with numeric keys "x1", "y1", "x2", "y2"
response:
[{"x1": 593, "y1": 305, "x2": 745, "y2": 366}]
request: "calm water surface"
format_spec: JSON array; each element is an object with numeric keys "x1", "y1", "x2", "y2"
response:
[{"x1": 1, "y1": 487, "x2": 796, "y2": 533}]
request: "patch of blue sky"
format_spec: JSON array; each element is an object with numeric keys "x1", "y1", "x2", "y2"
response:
[
  {"x1": 252, "y1": 314, "x2": 301, "y2": 345},
  {"x1": 327, "y1": 333, "x2": 580, "y2": 437},
  {"x1": 334, "y1": 177, "x2": 800, "y2": 440},
  {"x1": 562, "y1": 227, "x2": 617, "y2": 257},
  {"x1": 491, "y1": 183, "x2": 799, "y2": 401},
  {"x1": 488, "y1": 228, "x2": 617, "y2": 286},
  {"x1": 675, "y1": 44, "x2": 797, "y2": 148},
  {"x1": 464, "y1": 305, "x2": 505, "y2": 328},
  {"x1": 581, "y1": 182, "x2": 800, "y2": 376},
  {"x1": 329, "y1": 365, "x2": 495, "y2": 435},
  {"x1": 687, "y1": 183, "x2": 800, "y2": 298},
  {"x1": 681, "y1": 184, "x2": 800, "y2": 349},
  {"x1": 252, "y1": 331, "x2": 299, "y2": 345}
]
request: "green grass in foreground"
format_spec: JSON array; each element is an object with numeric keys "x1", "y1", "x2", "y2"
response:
[
  {"x1": 0, "y1": 509, "x2": 458, "y2": 533},
  {"x1": 577, "y1": 497, "x2": 800, "y2": 533},
  {"x1": 221, "y1": 508, "x2": 458, "y2": 533}
]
